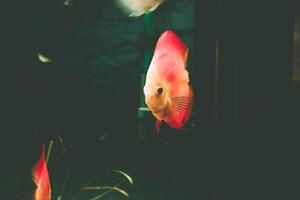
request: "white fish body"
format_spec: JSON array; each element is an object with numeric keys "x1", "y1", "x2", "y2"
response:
[{"x1": 114, "y1": 0, "x2": 165, "y2": 17}]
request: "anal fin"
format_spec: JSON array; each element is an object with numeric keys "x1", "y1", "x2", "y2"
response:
[{"x1": 155, "y1": 120, "x2": 162, "y2": 134}]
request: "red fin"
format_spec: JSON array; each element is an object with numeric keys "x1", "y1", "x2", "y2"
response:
[
  {"x1": 155, "y1": 120, "x2": 162, "y2": 134},
  {"x1": 165, "y1": 85, "x2": 193, "y2": 129},
  {"x1": 32, "y1": 145, "x2": 51, "y2": 200}
]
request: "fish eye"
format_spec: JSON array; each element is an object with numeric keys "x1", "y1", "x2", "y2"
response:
[{"x1": 157, "y1": 87, "x2": 163, "y2": 95}]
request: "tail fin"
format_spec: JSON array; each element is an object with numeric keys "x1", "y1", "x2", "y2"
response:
[{"x1": 32, "y1": 145, "x2": 51, "y2": 200}]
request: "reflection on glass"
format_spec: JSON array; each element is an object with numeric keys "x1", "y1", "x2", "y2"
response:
[{"x1": 293, "y1": 17, "x2": 300, "y2": 80}]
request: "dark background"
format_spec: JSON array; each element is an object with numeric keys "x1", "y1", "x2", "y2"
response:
[{"x1": 0, "y1": 0, "x2": 299, "y2": 199}]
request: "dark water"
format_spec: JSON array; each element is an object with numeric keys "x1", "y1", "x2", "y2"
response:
[
  {"x1": 0, "y1": 125, "x2": 198, "y2": 200},
  {"x1": 1, "y1": 121, "x2": 297, "y2": 200},
  {"x1": 1, "y1": 0, "x2": 299, "y2": 199}
]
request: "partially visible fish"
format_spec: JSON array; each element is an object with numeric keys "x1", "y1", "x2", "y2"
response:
[
  {"x1": 114, "y1": 0, "x2": 165, "y2": 17},
  {"x1": 143, "y1": 30, "x2": 193, "y2": 133},
  {"x1": 37, "y1": 53, "x2": 52, "y2": 63},
  {"x1": 32, "y1": 145, "x2": 51, "y2": 200}
]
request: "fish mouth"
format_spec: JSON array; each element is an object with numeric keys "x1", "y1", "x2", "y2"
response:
[
  {"x1": 151, "y1": 109, "x2": 166, "y2": 120},
  {"x1": 146, "y1": 98, "x2": 170, "y2": 115},
  {"x1": 146, "y1": 103, "x2": 165, "y2": 114}
]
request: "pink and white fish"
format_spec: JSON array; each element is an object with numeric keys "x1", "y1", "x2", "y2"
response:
[
  {"x1": 114, "y1": 0, "x2": 165, "y2": 17},
  {"x1": 143, "y1": 30, "x2": 193, "y2": 133}
]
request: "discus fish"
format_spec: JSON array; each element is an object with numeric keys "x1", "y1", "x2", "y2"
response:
[
  {"x1": 143, "y1": 30, "x2": 193, "y2": 133},
  {"x1": 32, "y1": 145, "x2": 51, "y2": 200},
  {"x1": 114, "y1": 0, "x2": 165, "y2": 17}
]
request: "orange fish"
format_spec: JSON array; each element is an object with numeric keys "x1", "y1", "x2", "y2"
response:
[
  {"x1": 143, "y1": 30, "x2": 193, "y2": 133},
  {"x1": 32, "y1": 145, "x2": 51, "y2": 200}
]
